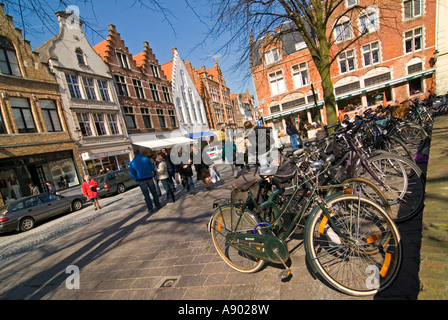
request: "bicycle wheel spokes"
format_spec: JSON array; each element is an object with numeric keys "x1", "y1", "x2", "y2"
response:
[
  {"x1": 210, "y1": 206, "x2": 265, "y2": 273},
  {"x1": 306, "y1": 195, "x2": 402, "y2": 296}
]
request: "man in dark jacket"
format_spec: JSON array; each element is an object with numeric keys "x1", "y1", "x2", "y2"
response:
[
  {"x1": 175, "y1": 147, "x2": 196, "y2": 195},
  {"x1": 286, "y1": 119, "x2": 302, "y2": 151},
  {"x1": 129, "y1": 149, "x2": 161, "y2": 213}
]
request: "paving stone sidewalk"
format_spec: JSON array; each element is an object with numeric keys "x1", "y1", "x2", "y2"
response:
[{"x1": 418, "y1": 115, "x2": 448, "y2": 300}]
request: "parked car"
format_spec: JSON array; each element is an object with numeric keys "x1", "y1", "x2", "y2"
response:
[
  {"x1": 0, "y1": 193, "x2": 86, "y2": 233},
  {"x1": 95, "y1": 169, "x2": 138, "y2": 198},
  {"x1": 205, "y1": 145, "x2": 222, "y2": 161}
]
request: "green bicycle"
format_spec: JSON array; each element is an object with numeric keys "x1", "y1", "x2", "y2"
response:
[{"x1": 208, "y1": 152, "x2": 402, "y2": 296}]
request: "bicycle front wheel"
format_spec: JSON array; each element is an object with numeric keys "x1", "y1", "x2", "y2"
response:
[
  {"x1": 305, "y1": 195, "x2": 402, "y2": 296},
  {"x1": 210, "y1": 205, "x2": 265, "y2": 273}
]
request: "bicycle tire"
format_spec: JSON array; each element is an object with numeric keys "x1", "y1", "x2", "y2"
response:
[
  {"x1": 304, "y1": 195, "x2": 402, "y2": 296},
  {"x1": 363, "y1": 153, "x2": 425, "y2": 222},
  {"x1": 210, "y1": 205, "x2": 265, "y2": 273},
  {"x1": 395, "y1": 123, "x2": 428, "y2": 154}
]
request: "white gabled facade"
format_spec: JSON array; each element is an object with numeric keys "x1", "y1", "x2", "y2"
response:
[
  {"x1": 34, "y1": 11, "x2": 132, "y2": 176},
  {"x1": 164, "y1": 48, "x2": 208, "y2": 133}
]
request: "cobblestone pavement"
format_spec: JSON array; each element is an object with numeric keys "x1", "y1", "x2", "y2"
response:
[{"x1": 0, "y1": 136, "x2": 434, "y2": 302}]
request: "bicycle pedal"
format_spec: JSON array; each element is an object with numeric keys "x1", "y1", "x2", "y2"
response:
[{"x1": 279, "y1": 269, "x2": 292, "y2": 282}]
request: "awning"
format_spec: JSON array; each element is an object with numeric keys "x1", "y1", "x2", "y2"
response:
[
  {"x1": 188, "y1": 131, "x2": 216, "y2": 141},
  {"x1": 130, "y1": 131, "x2": 196, "y2": 150}
]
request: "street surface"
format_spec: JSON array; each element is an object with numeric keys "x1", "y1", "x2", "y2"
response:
[{"x1": 0, "y1": 161, "x2": 423, "y2": 301}]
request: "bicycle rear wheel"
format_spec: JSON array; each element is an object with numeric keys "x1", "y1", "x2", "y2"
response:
[
  {"x1": 210, "y1": 205, "x2": 265, "y2": 273},
  {"x1": 359, "y1": 153, "x2": 425, "y2": 222},
  {"x1": 305, "y1": 195, "x2": 402, "y2": 296}
]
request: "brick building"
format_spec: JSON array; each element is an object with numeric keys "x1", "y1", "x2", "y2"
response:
[
  {"x1": 93, "y1": 26, "x2": 190, "y2": 152},
  {"x1": 35, "y1": 12, "x2": 132, "y2": 177},
  {"x1": 230, "y1": 89, "x2": 257, "y2": 128},
  {"x1": 251, "y1": 0, "x2": 437, "y2": 135},
  {"x1": 0, "y1": 4, "x2": 83, "y2": 206}
]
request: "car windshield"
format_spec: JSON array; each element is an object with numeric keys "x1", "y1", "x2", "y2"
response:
[{"x1": 38, "y1": 194, "x2": 60, "y2": 203}]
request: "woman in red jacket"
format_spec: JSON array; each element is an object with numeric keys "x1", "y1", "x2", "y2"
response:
[{"x1": 82, "y1": 175, "x2": 101, "y2": 210}]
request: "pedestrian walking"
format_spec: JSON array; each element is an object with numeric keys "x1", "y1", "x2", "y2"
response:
[
  {"x1": 28, "y1": 183, "x2": 40, "y2": 195},
  {"x1": 191, "y1": 144, "x2": 211, "y2": 190},
  {"x1": 151, "y1": 155, "x2": 162, "y2": 196},
  {"x1": 175, "y1": 147, "x2": 196, "y2": 195},
  {"x1": 286, "y1": 119, "x2": 302, "y2": 151},
  {"x1": 162, "y1": 147, "x2": 176, "y2": 183},
  {"x1": 157, "y1": 152, "x2": 175, "y2": 204},
  {"x1": 81, "y1": 175, "x2": 101, "y2": 210},
  {"x1": 129, "y1": 149, "x2": 162, "y2": 213},
  {"x1": 45, "y1": 181, "x2": 56, "y2": 194}
]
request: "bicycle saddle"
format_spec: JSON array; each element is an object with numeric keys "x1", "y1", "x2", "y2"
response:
[{"x1": 232, "y1": 179, "x2": 258, "y2": 192}]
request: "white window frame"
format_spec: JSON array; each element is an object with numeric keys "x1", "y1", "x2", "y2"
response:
[
  {"x1": 404, "y1": 0, "x2": 422, "y2": 20},
  {"x1": 359, "y1": 7, "x2": 379, "y2": 34},
  {"x1": 116, "y1": 51, "x2": 129, "y2": 69},
  {"x1": 292, "y1": 62, "x2": 310, "y2": 89},
  {"x1": 338, "y1": 49, "x2": 356, "y2": 74},
  {"x1": 264, "y1": 48, "x2": 280, "y2": 65},
  {"x1": 334, "y1": 20, "x2": 353, "y2": 43},
  {"x1": 362, "y1": 41, "x2": 380, "y2": 67},
  {"x1": 268, "y1": 70, "x2": 286, "y2": 96},
  {"x1": 83, "y1": 77, "x2": 97, "y2": 100},
  {"x1": 404, "y1": 27, "x2": 423, "y2": 54},
  {"x1": 346, "y1": 0, "x2": 358, "y2": 7}
]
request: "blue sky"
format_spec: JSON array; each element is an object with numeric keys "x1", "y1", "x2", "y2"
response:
[{"x1": 3, "y1": 0, "x2": 255, "y2": 96}]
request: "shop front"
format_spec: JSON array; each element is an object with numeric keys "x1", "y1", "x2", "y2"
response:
[
  {"x1": 0, "y1": 150, "x2": 81, "y2": 204},
  {"x1": 81, "y1": 149, "x2": 131, "y2": 177}
]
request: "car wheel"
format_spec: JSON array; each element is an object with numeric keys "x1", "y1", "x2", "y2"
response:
[
  {"x1": 71, "y1": 199, "x2": 83, "y2": 212},
  {"x1": 19, "y1": 217, "x2": 35, "y2": 232},
  {"x1": 117, "y1": 183, "x2": 126, "y2": 194}
]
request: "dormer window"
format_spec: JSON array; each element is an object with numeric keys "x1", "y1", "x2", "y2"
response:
[
  {"x1": 116, "y1": 51, "x2": 129, "y2": 69},
  {"x1": 265, "y1": 48, "x2": 280, "y2": 65},
  {"x1": 0, "y1": 36, "x2": 21, "y2": 77},
  {"x1": 75, "y1": 48, "x2": 85, "y2": 65}
]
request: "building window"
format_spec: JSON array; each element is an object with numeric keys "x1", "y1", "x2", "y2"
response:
[
  {"x1": 10, "y1": 98, "x2": 36, "y2": 133},
  {"x1": 93, "y1": 113, "x2": 107, "y2": 136},
  {"x1": 409, "y1": 78, "x2": 422, "y2": 95},
  {"x1": 114, "y1": 75, "x2": 129, "y2": 96},
  {"x1": 40, "y1": 100, "x2": 62, "y2": 132},
  {"x1": 264, "y1": 48, "x2": 280, "y2": 65},
  {"x1": 408, "y1": 62, "x2": 423, "y2": 74},
  {"x1": 157, "y1": 109, "x2": 166, "y2": 128},
  {"x1": 123, "y1": 106, "x2": 136, "y2": 129},
  {"x1": 359, "y1": 9, "x2": 379, "y2": 34},
  {"x1": 77, "y1": 113, "x2": 92, "y2": 136},
  {"x1": 162, "y1": 86, "x2": 172, "y2": 103},
  {"x1": 292, "y1": 62, "x2": 309, "y2": 88},
  {"x1": 141, "y1": 108, "x2": 152, "y2": 128},
  {"x1": 168, "y1": 110, "x2": 177, "y2": 127},
  {"x1": 338, "y1": 49, "x2": 356, "y2": 74},
  {"x1": 65, "y1": 74, "x2": 82, "y2": 99},
  {"x1": 404, "y1": 0, "x2": 422, "y2": 20},
  {"x1": 346, "y1": 0, "x2": 358, "y2": 7},
  {"x1": 150, "y1": 64, "x2": 160, "y2": 78},
  {"x1": 0, "y1": 36, "x2": 21, "y2": 76},
  {"x1": 116, "y1": 52, "x2": 129, "y2": 69},
  {"x1": 362, "y1": 41, "x2": 380, "y2": 66},
  {"x1": 83, "y1": 77, "x2": 97, "y2": 100},
  {"x1": 268, "y1": 70, "x2": 286, "y2": 96},
  {"x1": 405, "y1": 27, "x2": 423, "y2": 54},
  {"x1": 107, "y1": 114, "x2": 120, "y2": 135},
  {"x1": 75, "y1": 48, "x2": 85, "y2": 65},
  {"x1": 149, "y1": 83, "x2": 160, "y2": 101},
  {"x1": 334, "y1": 21, "x2": 352, "y2": 42},
  {"x1": 97, "y1": 80, "x2": 110, "y2": 102},
  {"x1": 132, "y1": 79, "x2": 145, "y2": 99}
]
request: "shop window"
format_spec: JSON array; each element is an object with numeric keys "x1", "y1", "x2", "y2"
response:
[
  {"x1": 409, "y1": 78, "x2": 422, "y2": 95},
  {"x1": 0, "y1": 36, "x2": 21, "y2": 77},
  {"x1": 10, "y1": 98, "x2": 37, "y2": 133},
  {"x1": 40, "y1": 100, "x2": 62, "y2": 132},
  {"x1": 367, "y1": 89, "x2": 391, "y2": 106}
]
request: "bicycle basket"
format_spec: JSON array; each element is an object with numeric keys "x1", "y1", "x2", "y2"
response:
[
  {"x1": 391, "y1": 102, "x2": 411, "y2": 119},
  {"x1": 273, "y1": 161, "x2": 300, "y2": 196}
]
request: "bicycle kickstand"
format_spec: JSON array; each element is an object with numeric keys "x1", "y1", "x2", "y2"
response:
[{"x1": 273, "y1": 248, "x2": 292, "y2": 282}]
